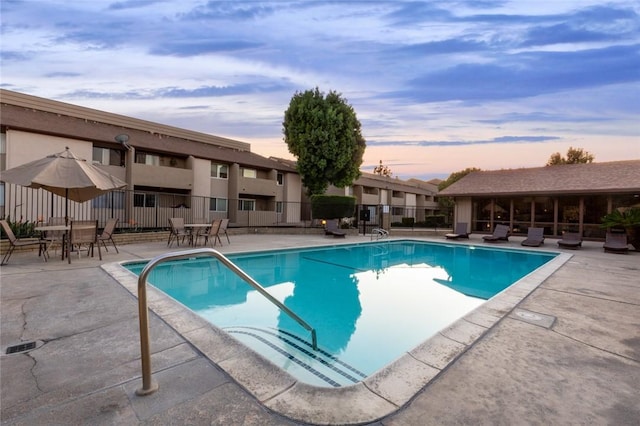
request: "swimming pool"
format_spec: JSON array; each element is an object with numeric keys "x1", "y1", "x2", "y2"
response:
[{"x1": 124, "y1": 240, "x2": 557, "y2": 387}]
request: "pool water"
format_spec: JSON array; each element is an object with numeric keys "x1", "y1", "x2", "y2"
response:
[{"x1": 125, "y1": 240, "x2": 556, "y2": 387}]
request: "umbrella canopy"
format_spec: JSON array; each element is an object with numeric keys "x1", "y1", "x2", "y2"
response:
[{"x1": 1, "y1": 147, "x2": 127, "y2": 218}]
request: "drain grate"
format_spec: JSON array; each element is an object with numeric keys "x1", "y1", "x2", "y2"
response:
[
  {"x1": 511, "y1": 309, "x2": 556, "y2": 329},
  {"x1": 6, "y1": 342, "x2": 36, "y2": 354}
]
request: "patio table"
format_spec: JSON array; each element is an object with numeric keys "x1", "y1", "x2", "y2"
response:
[
  {"x1": 184, "y1": 223, "x2": 211, "y2": 246},
  {"x1": 35, "y1": 225, "x2": 70, "y2": 260}
]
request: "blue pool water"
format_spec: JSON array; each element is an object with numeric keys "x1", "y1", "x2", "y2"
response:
[{"x1": 125, "y1": 240, "x2": 556, "y2": 387}]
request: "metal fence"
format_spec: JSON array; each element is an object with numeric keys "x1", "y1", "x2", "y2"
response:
[{"x1": 1, "y1": 185, "x2": 448, "y2": 234}]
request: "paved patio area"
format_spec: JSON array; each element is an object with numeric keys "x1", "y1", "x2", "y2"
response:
[{"x1": 1, "y1": 233, "x2": 639, "y2": 425}]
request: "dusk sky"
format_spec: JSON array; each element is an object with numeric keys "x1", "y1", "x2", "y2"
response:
[{"x1": 2, "y1": 0, "x2": 639, "y2": 180}]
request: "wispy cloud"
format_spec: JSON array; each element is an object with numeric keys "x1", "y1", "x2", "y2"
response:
[{"x1": 1, "y1": 0, "x2": 638, "y2": 178}]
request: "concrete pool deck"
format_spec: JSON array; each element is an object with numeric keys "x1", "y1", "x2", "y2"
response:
[{"x1": 1, "y1": 234, "x2": 639, "y2": 424}]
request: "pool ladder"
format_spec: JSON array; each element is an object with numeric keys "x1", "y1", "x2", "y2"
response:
[{"x1": 135, "y1": 247, "x2": 318, "y2": 396}]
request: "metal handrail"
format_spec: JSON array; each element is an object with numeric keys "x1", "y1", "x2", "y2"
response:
[
  {"x1": 371, "y1": 228, "x2": 389, "y2": 240},
  {"x1": 135, "y1": 247, "x2": 318, "y2": 396}
]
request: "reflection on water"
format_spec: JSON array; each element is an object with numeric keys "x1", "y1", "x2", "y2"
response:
[{"x1": 279, "y1": 260, "x2": 361, "y2": 353}]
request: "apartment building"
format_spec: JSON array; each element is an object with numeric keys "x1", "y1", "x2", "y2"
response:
[
  {"x1": 0, "y1": 89, "x2": 301, "y2": 228},
  {"x1": 270, "y1": 157, "x2": 440, "y2": 229}
]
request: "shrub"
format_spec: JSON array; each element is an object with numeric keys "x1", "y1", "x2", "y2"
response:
[
  {"x1": 311, "y1": 195, "x2": 356, "y2": 219},
  {"x1": 424, "y1": 215, "x2": 446, "y2": 228},
  {"x1": 401, "y1": 217, "x2": 415, "y2": 227},
  {"x1": 1, "y1": 216, "x2": 38, "y2": 238}
]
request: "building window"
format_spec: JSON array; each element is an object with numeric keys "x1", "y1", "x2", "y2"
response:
[
  {"x1": 135, "y1": 152, "x2": 160, "y2": 166},
  {"x1": 92, "y1": 191, "x2": 125, "y2": 209},
  {"x1": 242, "y1": 168, "x2": 256, "y2": 178},
  {"x1": 238, "y1": 199, "x2": 255, "y2": 211},
  {"x1": 211, "y1": 163, "x2": 228, "y2": 179},
  {"x1": 93, "y1": 147, "x2": 123, "y2": 166},
  {"x1": 494, "y1": 198, "x2": 511, "y2": 223},
  {"x1": 612, "y1": 194, "x2": 639, "y2": 210},
  {"x1": 277, "y1": 172, "x2": 284, "y2": 185},
  {"x1": 209, "y1": 197, "x2": 228, "y2": 212},
  {"x1": 473, "y1": 198, "x2": 492, "y2": 232},
  {"x1": 276, "y1": 201, "x2": 283, "y2": 213},
  {"x1": 558, "y1": 196, "x2": 580, "y2": 224},
  {"x1": 133, "y1": 192, "x2": 156, "y2": 207}
]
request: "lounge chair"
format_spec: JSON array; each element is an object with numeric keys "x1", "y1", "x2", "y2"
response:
[
  {"x1": 521, "y1": 227, "x2": 545, "y2": 247},
  {"x1": 97, "y1": 218, "x2": 119, "y2": 253},
  {"x1": 603, "y1": 232, "x2": 629, "y2": 254},
  {"x1": 445, "y1": 222, "x2": 469, "y2": 239},
  {"x1": 324, "y1": 219, "x2": 346, "y2": 238},
  {"x1": 0, "y1": 219, "x2": 47, "y2": 265},
  {"x1": 557, "y1": 232, "x2": 582, "y2": 249},
  {"x1": 482, "y1": 224, "x2": 510, "y2": 242}
]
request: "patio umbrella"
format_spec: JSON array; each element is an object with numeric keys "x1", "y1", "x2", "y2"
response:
[{"x1": 1, "y1": 147, "x2": 127, "y2": 222}]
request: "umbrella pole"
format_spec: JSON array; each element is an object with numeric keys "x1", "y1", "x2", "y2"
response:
[{"x1": 65, "y1": 189, "x2": 69, "y2": 226}]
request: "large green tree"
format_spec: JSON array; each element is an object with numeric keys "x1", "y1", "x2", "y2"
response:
[
  {"x1": 546, "y1": 147, "x2": 595, "y2": 165},
  {"x1": 283, "y1": 87, "x2": 366, "y2": 195}
]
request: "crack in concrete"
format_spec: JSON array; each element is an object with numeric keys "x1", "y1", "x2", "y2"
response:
[
  {"x1": 542, "y1": 287, "x2": 640, "y2": 306},
  {"x1": 26, "y1": 352, "x2": 45, "y2": 393},
  {"x1": 551, "y1": 329, "x2": 640, "y2": 364},
  {"x1": 18, "y1": 301, "x2": 46, "y2": 395},
  {"x1": 19, "y1": 300, "x2": 28, "y2": 342},
  {"x1": 37, "y1": 315, "x2": 138, "y2": 344}
]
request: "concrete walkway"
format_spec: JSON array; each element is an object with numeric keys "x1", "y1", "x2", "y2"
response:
[{"x1": 1, "y1": 234, "x2": 638, "y2": 425}]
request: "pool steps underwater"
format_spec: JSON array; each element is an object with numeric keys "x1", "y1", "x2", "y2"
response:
[{"x1": 225, "y1": 326, "x2": 367, "y2": 387}]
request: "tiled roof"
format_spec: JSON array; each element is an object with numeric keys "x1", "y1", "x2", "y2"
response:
[
  {"x1": 439, "y1": 160, "x2": 640, "y2": 196},
  {"x1": 356, "y1": 172, "x2": 437, "y2": 195}
]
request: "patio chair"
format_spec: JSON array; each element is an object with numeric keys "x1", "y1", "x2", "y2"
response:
[
  {"x1": 196, "y1": 219, "x2": 222, "y2": 247},
  {"x1": 521, "y1": 227, "x2": 545, "y2": 247},
  {"x1": 482, "y1": 224, "x2": 510, "y2": 242},
  {"x1": 603, "y1": 232, "x2": 629, "y2": 254},
  {"x1": 219, "y1": 218, "x2": 230, "y2": 244},
  {"x1": 67, "y1": 220, "x2": 101, "y2": 263},
  {"x1": 324, "y1": 219, "x2": 346, "y2": 238},
  {"x1": 557, "y1": 232, "x2": 582, "y2": 249},
  {"x1": 0, "y1": 219, "x2": 47, "y2": 265},
  {"x1": 191, "y1": 218, "x2": 210, "y2": 245},
  {"x1": 445, "y1": 222, "x2": 470, "y2": 239},
  {"x1": 97, "y1": 218, "x2": 119, "y2": 253},
  {"x1": 168, "y1": 217, "x2": 191, "y2": 247}
]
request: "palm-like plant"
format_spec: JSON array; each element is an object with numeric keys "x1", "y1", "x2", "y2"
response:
[{"x1": 601, "y1": 207, "x2": 640, "y2": 250}]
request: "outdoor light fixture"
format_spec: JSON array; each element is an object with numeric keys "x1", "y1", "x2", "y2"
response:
[{"x1": 115, "y1": 134, "x2": 131, "y2": 150}]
